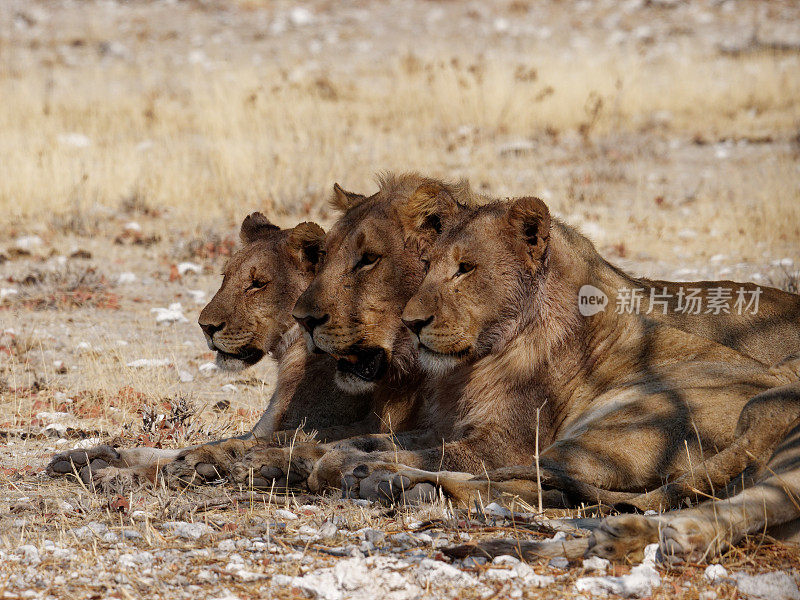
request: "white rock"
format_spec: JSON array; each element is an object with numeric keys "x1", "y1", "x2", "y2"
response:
[
  {"x1": 36, "y1": 411, "x2": 71, "y2": 423},
  {"x1": 318, "y1": 521, "x2": 338, "y2": 539},
  {"x1": 187, "y1": 289, "x2": 207, "y2": 304},
  {"x1": 199, "y1": 362, "x2": 218, "y2": 373},
  {"x1": 494, "y1": 17, "x2": 510, "y2": 32},
  {"x1": 575, "y1": 558, "x2": 660, "y2": 598},
  {"x1": 298, "y1": 525, "x2": 319, "y2": 541},
  {"x1": 492, "y1": 555, "x2": 520, "y2": 565},
  {"x1": 119, "y1": 551, "x2": 153, "y2": 568},
  {"x1": 221, "y1": 384, "x2": 238, "y2": 393},
  {"x1": 127, "y1": 358, "x2": 171, "y2": 368},
  {"x1": 188, "y1": 49, "x2": 207, "y2": 65},
  {"x1": 417, "y1": 558, "x2": 478, "y2": 587},
  {"x1": 162, "y1": 521, "x2": 213, "y2": 540},
  {"x1": 123, "y1": 221, "x2": 141, "y2": 232},
  {"x1": 16, "y1": 235, "x2": 43, "y2": 250},
  {"x1": 483, "y1": 502, "x2": 512, "y2": 518},
  {"x1": 118, "y1": 272, "x2": 137, "y2": 285},
  {"x1": 16, "y1": 545, "x2": 40, "y2": 565},
  {"x1": 197, "y1": 569, "x2": 219, "y2": 584},
  {"x1": 58, "y1": 133, "x2": 91, "y2": 148},
  {"x1": 704, "y1": 564, "x2": 728, "y2": 583},
  {"x1": 177, "y1": 262, "x2": 202, "y2": 276},
  {"x1": 732, "y1": 571, "x2": 800, "y2": 600},
  {"x1": 152, "y1": 303, "x2": 188, "y2": 324},
  {"x1": 179, "y1": 370, "x2": 194, "y2": 383},
  {"x1": 709, "y1": 254, "x2": 727, "y2": 263},
  {"x1": 227, "y1": 565, "x2": 265, "y2": 582},
  {"x1": 0, "y1": 287, "x2": 19, "y2": 301},
  {"x1": 583, "y1": 556, "x2": 610, "y2": 572},
  {"x1": 76, "y1": 341, "x2": 93, "y2": 352},
  {"x1": 643, "y1": 543, "x2": 659, "y2": 564},
  {"x1": 289, "y1": 6, "x2": 314, "y2": 26},
  {"x1": 549, "y1": 556, "x2": 569, "y2": 569},
  {"x1": 286, "y1": 556, "x2": 425, "y2": 600},
  {"x1": 274, "y1": 509, "x2": 298, "y2": 521}
]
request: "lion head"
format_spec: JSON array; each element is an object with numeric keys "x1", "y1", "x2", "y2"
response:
[
  {"x1": 199, "y1": 212, "x2": 325, "y2": 371},
  {"x1": 292, "y1": 173, "x2": 477, "y2": 393},
  {"x1": 402, "y1": 196, "x2": 552, "y2": 374}
]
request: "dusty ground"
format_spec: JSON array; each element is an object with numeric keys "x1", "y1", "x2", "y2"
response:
[{"x1": 1, "y1": 0, "x2": 800, "y2": 599}]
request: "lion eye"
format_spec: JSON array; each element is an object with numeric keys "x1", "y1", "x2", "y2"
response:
[
  {"x1": 248, "y1": 279, "x2": 269, "y2": 291},
  {"x1": 421, "y1": 258, "x2": 431, "y2": 273},
  {"x1": 356, "y1": 252, "x2": 381, "y2": 270},
  {"x1": 456, "y1": 262, "x2": 475, "y2": 276}
]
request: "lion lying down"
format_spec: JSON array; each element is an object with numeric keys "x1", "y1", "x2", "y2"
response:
[
  {"x1": 47, "y1": 174, "x2": 800, "y2": 564},
  {"x1": 339, "y1": 193, "x2": 800, "y2": 564}
]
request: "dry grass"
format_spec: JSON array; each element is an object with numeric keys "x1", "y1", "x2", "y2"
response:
[{"x1": 1, "y1": 3, "x2": 799, "y2": 245}]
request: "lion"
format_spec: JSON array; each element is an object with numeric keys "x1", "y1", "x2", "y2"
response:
[
  {"x1": 332, "y1": 194, "x2": 800, "y2": 563},
  {"x1": 46, "y1": 212, "x2": 372, "y2": 486}
]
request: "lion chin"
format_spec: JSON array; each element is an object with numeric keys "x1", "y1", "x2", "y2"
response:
[
  {"x1": 214, "y1": 349, "x2": 265, "y2": 371},
  {"x1": 417, "y1": 345, "x2": 468, "y2": 376},
  {"x1": 333, "y1": 371, "x2": 378, "y2": 395}
]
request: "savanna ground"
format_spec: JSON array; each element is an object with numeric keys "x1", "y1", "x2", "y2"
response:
[{"x1": 1, "y1": 0, "x2": 800, "y2": 598}]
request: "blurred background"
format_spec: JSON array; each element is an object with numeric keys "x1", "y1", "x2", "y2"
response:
[{"x1": 1, "y1": 0, "x2": 798, "y2": 259}]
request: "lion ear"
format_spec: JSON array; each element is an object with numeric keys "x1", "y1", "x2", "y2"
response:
[
  {"x1": 399, "y1": 182, "x2": 457, "y2": 234},
  {"x1": 331, "y1": 183, "x2": 368, "y2": 212},
  {"x1": 506, "y1": 197, "x2": 551, "y2": 262},
  {"x1": 286, "y1": 221, "x2": 326, "y2": 270},
  {"x1": 240, "y1": 212, "x2": 280, "y2": 245}
]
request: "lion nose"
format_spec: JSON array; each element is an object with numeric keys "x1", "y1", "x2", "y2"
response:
[
  {"x1": 200, "y1": 322, "x2": 224, "y2": 339},
  {"x1": 200, "y1": 323, "x2": 225, "y2": 350},
  {"x1": 295, "y1": 313, "x2": 329, "y2": 335},
  {"x1": 402, "y1": 315, "x2": 433, "y2": 336}
]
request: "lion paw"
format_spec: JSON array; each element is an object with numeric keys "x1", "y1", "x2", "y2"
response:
[
  {"x1": 47, "y1": 444, "x2": 123, "y2": 485},
  {"x1": 658, "y1": 515, "x2": 722, "y2": 564},
  {"x1": 585, "y1": 514, "x2": 661, "y2": 563},
  {"x1": 160, "y1": 437, "x2": 259, "y2": 487},
  {"x1": 341, "y1": 463, "x2": 442, "y2": 504},
  {"x1": 231, "y1": 443, "x2": 326, "y2": 491}
]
